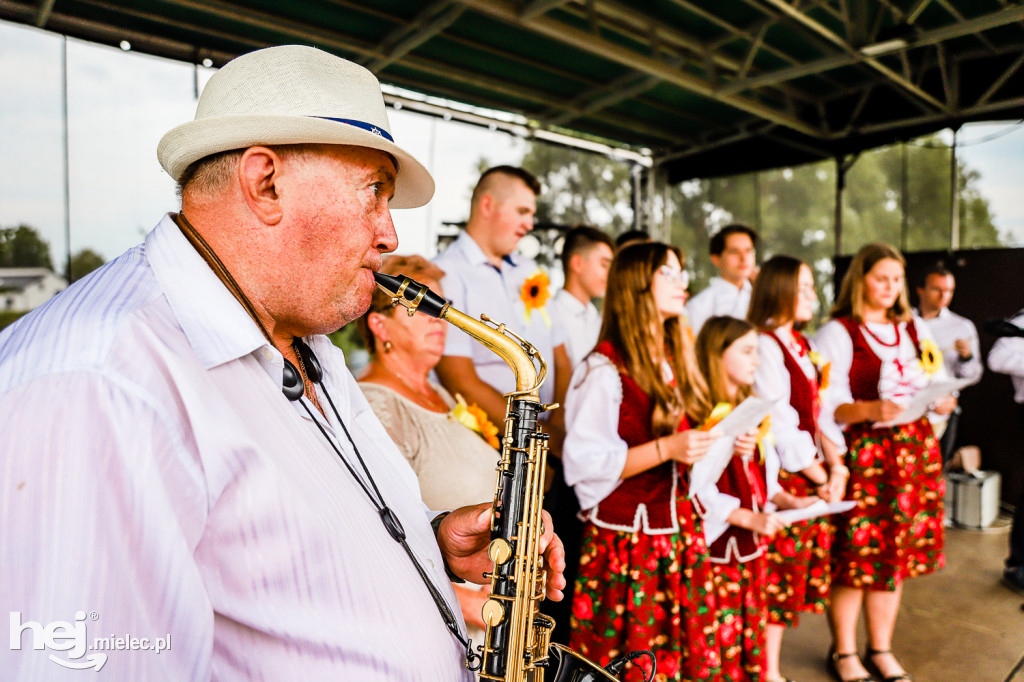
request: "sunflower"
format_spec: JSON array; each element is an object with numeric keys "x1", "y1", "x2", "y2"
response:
[
  {"x1": 700, "y1": 402, "x2": 733, "y2": 431},
  {"x1": 756, "y1": 414, "x2": 774, "y2": 464},
  {"x1": 520, "y1": 270, "x2": 551, "y2": 324},
  {"x1": 452, "y1": 394, "x2": 501, "y2": 449},
  {"x1": 809, "y1": 350, "x2": 831, "y2": 390},
  {"x1": 919, "y1": 338, "x2": 943, "y2": 376}
]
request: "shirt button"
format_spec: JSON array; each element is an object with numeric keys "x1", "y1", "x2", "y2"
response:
[
  {"x1": 261, "y1": 347, "x2": 274, "y2": 360},
  {"x1": 428, "y1": 559, "x2": 435, "y2": 570}
]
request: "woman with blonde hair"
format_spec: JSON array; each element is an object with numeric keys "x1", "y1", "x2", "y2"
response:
[
  {"x1": 749, "y1": 255, "x2": 850, "y2": 682},
  {"x1": 562, "y1": 242, "x2": 723, "y2": 680},
  {"x1": 357, "y1": 255, "x2": 500, "y2": 646},
  {"x1": 814, "y1": 243, "x2": 955, "y2": 682}
]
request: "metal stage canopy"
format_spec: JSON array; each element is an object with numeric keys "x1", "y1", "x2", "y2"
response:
[{"x1": 3, "y1": 0, "x2": 1024, "y2": 181}]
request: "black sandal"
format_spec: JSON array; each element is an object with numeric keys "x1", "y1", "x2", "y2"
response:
[
  {"x1": 865, "y1": 648, "x2": 913, "y2": 682},
  {"x1": 828, "y1": 649, "x2": 877, "y2": 682}
]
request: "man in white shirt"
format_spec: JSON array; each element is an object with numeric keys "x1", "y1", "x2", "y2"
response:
[
  {"x1": 433, "y1": 167, "x2": 571, "y2": 430},
  {"x1": 686, "y1": 223, "x2": 757, "y2": 335},
  {"x1": 915, "y1": 266, "x2": 983, "y2": 460},
  {"x1": 551, "y1": 225, "x2": 614, "y2": 367},
  {"x1": 0, "y1": 46, "x2": 564, "y2": 681},
  {"x1": 987, "y1": 310, "x2": 1024, "y2": 595}
]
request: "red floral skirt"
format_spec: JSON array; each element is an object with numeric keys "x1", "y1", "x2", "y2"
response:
[
  {"x1": 711, "y1": 557, "x2": 767, "y2": 682},
  {"x1": 833, "y1": 417, "x2": 945, "y2": 591},
  {"x1": 570, "y1": 498, "x2": 721, "y2": 681},
  {"x1": 765, "y1": 471, "x2": 831, "y2": 626}
]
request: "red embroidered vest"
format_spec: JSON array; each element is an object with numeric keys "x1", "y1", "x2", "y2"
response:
[
  {"x1": 762, "y1": 331, "x2": 820, "y2": 437},
  {"x1": 587, "y1": 340, "x2": 689, "y2": 533},
  {"x1": 708, "y1": 453, "x2": 768, "y2": 562},
  {"x1": 836, "y1": 317, "x2": 920, "y2": 402}
]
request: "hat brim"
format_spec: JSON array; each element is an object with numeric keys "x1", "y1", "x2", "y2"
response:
[{"x1": 157, "y1": 115, "x2": 434, "y2": 209}]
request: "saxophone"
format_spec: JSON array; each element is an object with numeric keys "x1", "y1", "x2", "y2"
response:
[{"x1": 374, "y1": 272, "x2": 654, "y2": 682}]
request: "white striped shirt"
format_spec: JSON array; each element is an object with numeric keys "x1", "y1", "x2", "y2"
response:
[{"x1": 0, "y1": 214, "x2": 473, "y2": 681}]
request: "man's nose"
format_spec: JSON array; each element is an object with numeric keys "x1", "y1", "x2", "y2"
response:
[{"x1": 376, "y1": 211, "x2": 399, "y2": 253}]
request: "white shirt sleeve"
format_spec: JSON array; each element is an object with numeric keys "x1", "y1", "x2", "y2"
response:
[
  {"x1": 754, "y1": 337, "x2": 818, "y2": 472},
  {"x1": 562, "y1": 355, "x2": 629, "y2": 510},
  {"x1": 988, "y1": 314, "x2": 1024, "y2": 377},
  {"x1": 952, "y1": 319, "x2": 984, "y2": 384},
  {"x1": 765, "y1": 441, "x2": 783, "y2": 500},
  {"x1": 1, "y1": 373, "x2": 209, "y2": 681},
  {"x1": 814, "y1": 320, "x2": 855, "y2": 431},
  {"x1": 693, "y1": 482, "x2": 741, "y2": 546}
]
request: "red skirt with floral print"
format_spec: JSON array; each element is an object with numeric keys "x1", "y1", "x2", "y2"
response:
[
  {"x1": 712, "y1": 556, "x2": 767, "y2": 682},
  {"x1": 765, "y1": 471, "x2": 831, "y2": 627},
  {"x1": 570, "y1": 497, "x2": 720, "y2": 681},
  {"x1": 832, "y1": 417, "x2": 945, "y2": 591}
]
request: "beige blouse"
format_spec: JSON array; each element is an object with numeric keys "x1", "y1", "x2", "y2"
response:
[{"x1": 360, "y1": 382, "x2": 499, "y2": 512}]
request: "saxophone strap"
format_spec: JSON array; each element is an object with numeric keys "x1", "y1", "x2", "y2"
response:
[{"x1": 174, "y1": 213, "x2": 470, "y2": 652}]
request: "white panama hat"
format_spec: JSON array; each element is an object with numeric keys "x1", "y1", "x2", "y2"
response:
[{"x1": 157, "y1": 45, "x2": 434, "y2": 209}]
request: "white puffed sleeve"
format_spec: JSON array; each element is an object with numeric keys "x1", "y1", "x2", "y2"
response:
[
  {"x1": 692, "y1": 466, "x2": 741, "y2": 546},
  {"x1": 754, "y1": 337, "x2": 818, "y2": 472},
  {"x1": 814, "y1": 320, "x2": 855, "y2": 432},
  {"x1": 562, "y1": 354, "x2": 629, "y2": 510}
]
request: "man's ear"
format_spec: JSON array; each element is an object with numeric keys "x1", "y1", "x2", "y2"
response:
[
  {"x1": 477, "y1": 193, "x2": 495, "y2": 220},
  {"x1": 569, "y1": 252, "x2": 584, "y2": 277},
  {"x1": 710, "y1": 254, "x2": 722, "y2": 270},
  {"x1": 238, "y1": 147, "x2": 284, "y2": 225}
]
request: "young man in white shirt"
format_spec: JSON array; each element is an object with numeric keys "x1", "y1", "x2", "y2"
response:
[
  {"x1": 988, "y1": 310, "x2": 1024, "y2": 595},
  {"x1": 686, "y1": 223, "x2": 758, "y2": 335},
  {"x1": 433, "y1": 166, "x2": 571, "y2": 431},
  {"x1": 915, "y1": 266, "x2": 983, "y2": 461},
  {"x1": 551, "y1": 225, "x2": 614, "y2": 367}
]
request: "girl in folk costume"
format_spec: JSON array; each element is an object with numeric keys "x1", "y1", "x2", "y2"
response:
[
  {"x1": 748, "y1": 256, "x2": 850, "y2": 682},
  {"x1": 814, "y1": 243, "x2": 954, "y2": 682},
  {"x1": 693, "y1": 316, "x2": 817, "y2": 682},
  {"x1": 562, "y1": 242, "x2": 723, "y2": 681}
]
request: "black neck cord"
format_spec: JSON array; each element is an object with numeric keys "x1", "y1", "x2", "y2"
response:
[{"x1": 295, "y1": 374, "x2": 470, "y2": 651}]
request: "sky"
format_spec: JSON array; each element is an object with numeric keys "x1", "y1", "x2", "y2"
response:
[{"x1": 2, "y1": 18, "x2": 1024, "y2": 270}]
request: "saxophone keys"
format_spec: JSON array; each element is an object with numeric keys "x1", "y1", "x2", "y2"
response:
[
  {"x1": 488, "y1": 538, "x2": 512, "y2": 565},
  {"x1": 481, "y1": 598, "x2": 506, "y2": 627}
]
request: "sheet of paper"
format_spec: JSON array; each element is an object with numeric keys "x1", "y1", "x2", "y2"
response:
[
  {"x1": 872, "y1": 377, "x2": 975, "y2": 427},
  {"x1": 775, "y1": 500, "x2": 857, "y2": 525},
  {"x1": 688, "y1": 397, "x2": 774, "y2": 496}
]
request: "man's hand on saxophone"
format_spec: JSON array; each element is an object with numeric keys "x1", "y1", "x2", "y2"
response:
[{"x1": 436, "y1": 501, "x2": 568, "y2": 601}]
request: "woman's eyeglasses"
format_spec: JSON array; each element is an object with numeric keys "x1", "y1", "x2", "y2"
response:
[{"x1": 657, "y1": 265, "x2": 690, "y2": 289}]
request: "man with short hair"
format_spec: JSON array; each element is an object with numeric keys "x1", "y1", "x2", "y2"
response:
[
  {"x1": 686, "y1": 223, "x2": 757, "y2": 334},
  {"x1": 0, "y1": 46, "x2": 563, "y2": 680},
  {"x1": 552, "y1": 225, "x2": 614, "y2": 367},
  {"x1": 914, "y1": 267, "x2": 983, "y2": 460},
  {"x1": 433, "y1": 166, "x2": 571, "y2": 429}
]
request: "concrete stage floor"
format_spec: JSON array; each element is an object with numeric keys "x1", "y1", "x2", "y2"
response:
[{"x1": 779, "y1": 517, "x2": 1024, "y2": 682}]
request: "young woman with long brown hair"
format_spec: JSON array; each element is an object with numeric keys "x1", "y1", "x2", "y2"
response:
[
  {"x1": 562, "y1": 242, "x2": 722, "y2": 680},
  {"x1": 749, "y1": 256, "x2": 849, "y2": 682},
  {"x1": 814, "y1": 243, "x2": 955, "y2": 682}
]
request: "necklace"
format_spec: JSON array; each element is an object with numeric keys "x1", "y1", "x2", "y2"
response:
[
  {"x1": 861, "y1": 320, "x2": 901, "y2": 348},
  {"x1": 380, "y1": 361, "x2": 449, "y2": 413}
]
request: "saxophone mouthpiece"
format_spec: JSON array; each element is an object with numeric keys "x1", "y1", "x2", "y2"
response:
[{"x1": 372, "y1": 271, "x2": 448, "y2": 319}]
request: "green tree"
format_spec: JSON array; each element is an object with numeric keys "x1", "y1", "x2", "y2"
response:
[
  {"x1": 65, "y1": 249, "x2": 106, "y2": 283},
  {"x1": 519, "y1": 142, "x2": 634, "y2": 232},
  {"x1": 0, "y1": 224, "x2": 53, "y2": 270}
]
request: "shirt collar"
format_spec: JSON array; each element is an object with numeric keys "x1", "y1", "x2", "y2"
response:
[
  {"x1": 146, "y1": 213, "x2": 268, "y2": 369},
  {"x1": 452, "y1": 230, "x2": 519, "y2": 269},
  {"x1": 554, "y1": 288, "x2": 593, "y2": 315},
  {"x1": 711, "y1": 275, "x2": 752, "y2": 293}
]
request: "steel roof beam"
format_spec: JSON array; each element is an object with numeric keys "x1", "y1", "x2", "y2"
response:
[
  {"x1": 35, "y1": 0, "x2": 56, "y2": 27},
  {"x1": 976, "y1": 50, "x2": 1024, "y2": 107},
  {"x1": 722, "y1": 5, "x2": 1024, "y2": 95},
  {"x1": 454, "y1": 0, "x2": 823, "y2": 138},
  {"x1": 756, "y1": 0, "x2": 948, "y2": 112},
  {"x1": 365, "y1": 1, "x2": 464, "y2": 72},
  {"x1": 520, "y1": 0, "x2": 572, "y2": 21}
]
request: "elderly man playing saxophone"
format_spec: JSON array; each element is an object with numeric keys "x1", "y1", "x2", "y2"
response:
[{"x1": 0, "y1": 45, "x2": 564, "y2": 681}]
